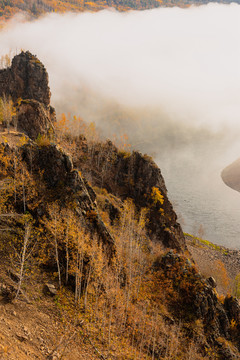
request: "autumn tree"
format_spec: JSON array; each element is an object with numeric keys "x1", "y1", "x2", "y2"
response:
[{"x1": 0, "y1": 95, "x2": 16, "y2": 132}]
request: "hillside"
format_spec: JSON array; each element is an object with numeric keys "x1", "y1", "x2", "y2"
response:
[
  {"x1": 0, "y1": 51, "x2": 240, "y2": 359},
  {"x1": 0, "y1": 0, "x2": 240, "y2": 22}
]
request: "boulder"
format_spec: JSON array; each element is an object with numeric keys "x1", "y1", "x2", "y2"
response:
[{"x1": 43, "y1": 283, "x2": 57, "y2": 297}]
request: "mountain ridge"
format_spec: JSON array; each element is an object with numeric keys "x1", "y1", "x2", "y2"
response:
[{"x1": 1, "y1": 0, "x2": 240, "y2": 21}]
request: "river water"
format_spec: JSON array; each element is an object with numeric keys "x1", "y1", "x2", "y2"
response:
[{"x1": 157, "y1": 152, "x2": 240, "y2": 250}]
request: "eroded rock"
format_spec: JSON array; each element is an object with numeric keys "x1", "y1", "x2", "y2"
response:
[
  {"x1": 74, "y1": 140, "x2": 186, "y2": 252},
  {"x1": 17, "y1": 99, "x2": 55, "y2": 140},
  {"x1": 0, "y1": 51, "x2": 50, "y2": 106}
]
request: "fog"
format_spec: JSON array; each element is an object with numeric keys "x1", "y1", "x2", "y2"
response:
[{"x1": 1, "y1": 4, "x2": 240, "y2": 247}]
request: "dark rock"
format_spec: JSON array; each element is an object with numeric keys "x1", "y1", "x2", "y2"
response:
[
  {"x1": 16, "y1": 334, "x2": 28, "y2": 342},
  {"x1": 208, "y1": 276, "x2": 217, "y2": 288},
  {"x1": 0, "y1": 51, "x2": 50, "y2": 106},
  {"x1": 114, "y1": 150, "x2": 186, "y2": 250},
  {"x1": 43, "y1": 283, "x2": 57, "y2": 296},
  {"x1": 159, "y1": 252, "x2": 231, "y2": 340},
  {"x1": 7, "y1": 269, "x2": 20, "y2": 283},
  {"x1": 21, "y1": 144, "x2": 73, "y2": 188},
  {"x1": 21, "y1": 143, "x2": 115, "y2": 258},
  {"x1": 17, "y1": 99, "x2": 54, "y2": 140},
  {"x1": 1, "y1": 284, "x2": 16, "y2": 302},
  {"x1": 75, "y1": 140, "x2": 186, "y2": 252},
  {"x1": 104, "y1": 198, "x2": 121, "y2": 225},
  {"x1": 0, "y1": 51, "x2": 55, "y2": 140},
  {"x1": 224, "y1": 296, "x2": 240, "y2": 323}
]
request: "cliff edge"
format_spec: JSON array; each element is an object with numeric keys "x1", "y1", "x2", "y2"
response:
[{"x1": 0, "y1": 52, "x2": 240, "y2": 360}]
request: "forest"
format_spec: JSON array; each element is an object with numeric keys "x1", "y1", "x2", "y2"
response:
[{"x1": 1, "y1": 0, "x2": 240, "y2": 21}]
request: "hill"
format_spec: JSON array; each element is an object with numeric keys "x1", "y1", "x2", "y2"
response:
[
  {"x1": 0, "y1": 51, "x2": 240, "y2": 359},
  {"x1": 0, "y1": 0, "x2": 240, "y2": 22}
]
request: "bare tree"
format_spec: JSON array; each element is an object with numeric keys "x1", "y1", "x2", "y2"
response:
[{"x1": 15, "y1": 223, "x2": 32, "y2": 299}]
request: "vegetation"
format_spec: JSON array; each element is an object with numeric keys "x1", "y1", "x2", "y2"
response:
[
  {"x1": 0, "y1": 51, "x2": 239, "y2": 358},
  {"x1": 1, "y1": 0, "x2": 237, "y2": 20},
  {"x1": 0, "y1": 0, "x2": 163, "y2": 20},
  {"x1": 184, "y1": 233, "x2": 229, "y2": 255},
  {"x1": 0, "y1": 119, "x2": 239, "y2": 359},
  {"x1": 0, "y1": 95, "x2": 16, "y2": 130}
]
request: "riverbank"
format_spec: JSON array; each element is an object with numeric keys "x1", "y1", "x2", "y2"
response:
[{"x1": 186, "y1": 234, "x2": 240, "y2": 297}]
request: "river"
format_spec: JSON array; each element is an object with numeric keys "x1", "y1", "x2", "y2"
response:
[{"x1": 157, "y1": 150, "x2": 240, "y2": 249}]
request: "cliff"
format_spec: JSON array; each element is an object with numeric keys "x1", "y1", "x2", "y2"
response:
[
  {"x1": 0, "y1": 51, "x2": 55, "y2": 139},
  {"x1": 72, "y1": 139, "x2": 185, "y2": 251},
  {"x1": 0, "y1": 52, "x2": 240, "y2": 360},
  {"x1": 0, "y1": 51, "x2": 50, "y2": 106}
]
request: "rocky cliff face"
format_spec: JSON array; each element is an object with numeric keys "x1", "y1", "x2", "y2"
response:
[
  {"x1": 17, "y1": 99, "x2": 55, "y2": 140},
  {"x1": 73, "y1": 139, "x2": 186, "y2": 251},
  {"x1": 0, "y1": 51, "x2": 50, "y2": 106},
  {"x1": 158, "y1": 252, "x2": 240, "y2": 359},
  {"x1": 0, "y1": 51, "x2": 54, "y2": 139},
  {"x1": 0, "y1": 51, "x2": 114, "y2": 256},
  {"x1": 21, "y1": 143, "x2": 115, "y2": 257},
  {"x1": 0, "y1": 51, "x2": 185, "y2": 252}
]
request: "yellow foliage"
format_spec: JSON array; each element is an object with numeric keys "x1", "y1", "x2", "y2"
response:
[
  {"x1": 35, "y1": 134, "x2": 51, "y2": 146},
  {"x1": 17, "y1": 135, "x2": 29, "y2": 147},
  {"x1": 0, "y1": 95, "x2": 16, "y2": 128},
  {"x1": 151, "y1": 186, "x2": 164, "y2": 205},
  {"x1": 214, "y1": 260, "x2": 230, "y2": 293}
]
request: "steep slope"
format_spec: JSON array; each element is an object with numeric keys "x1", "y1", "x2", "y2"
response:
[
  {"x1": 0, "y1": 52, "x2": 240, "y2": 359},
  {"x1": 71, "y1": 139, "x2": 185, "y2": 251}
]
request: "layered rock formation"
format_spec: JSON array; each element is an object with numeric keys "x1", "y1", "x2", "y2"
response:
[
  {"x1": 0, "y1": 51, "x2": 55, "y2": 139},
  {"x1": 0, "y1": 51, "x2": 50, "y2": 105}
]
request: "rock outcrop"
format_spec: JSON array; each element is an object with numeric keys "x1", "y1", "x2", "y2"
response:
[
  {"x1": 0, "y1": 51, "x2": 185, "y2": 252},
  {"x1": 21, "y1": 143, "x2": 115, "y2": 257},
  {"x1": 0, "y1": 51, "x2": 50, "y2": 106},
  {"x1": 17, "y1": 99, "x2": 55, "y2": 140},
  {"x1": 0, "y1": 51, "x2": 54, "y2": 139},
  {"x1": 73, "y1": 139, "x2": 186, "y2": 251},
  {"x1": 158, "y1": 252, "x2": 240, "y2": 359}
]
